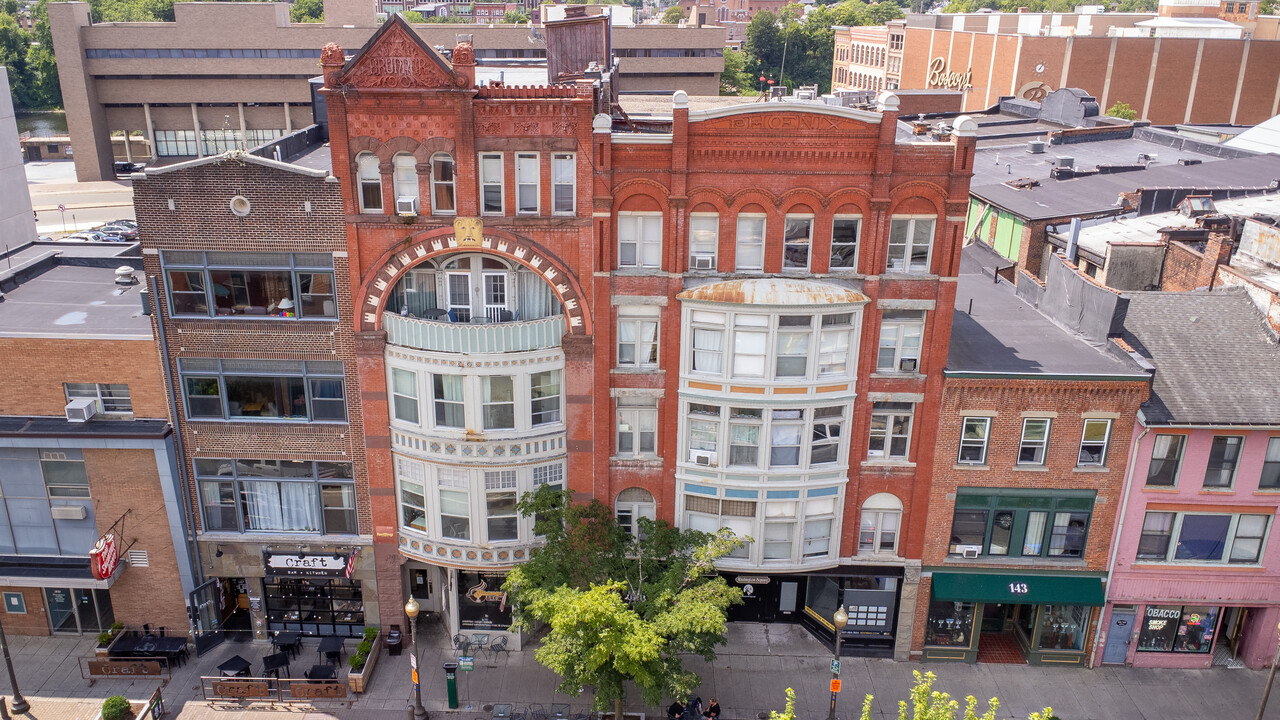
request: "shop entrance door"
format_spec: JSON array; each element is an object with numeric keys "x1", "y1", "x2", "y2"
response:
[
  {"x1": 43, "y1": 588, "x2": 113, "y2": 635},
  {"x1": 189, "y1": 578, "x2": 226, "y2": 656},
  {"x1": 1102, "y1": 610, "x2": 1134, "y2": 664}
]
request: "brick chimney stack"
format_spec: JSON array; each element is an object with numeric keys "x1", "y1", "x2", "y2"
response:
[
  {"x1": 320, "y1": 42, "x2": 344, "y2": 89},
  {"x1": 1197, "y1": 231, "x2": 1233, "y2": 289}
]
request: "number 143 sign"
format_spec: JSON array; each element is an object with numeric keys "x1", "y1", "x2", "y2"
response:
[{"x1": 1008, "y1": 582, "x2": 1029, "y2": 595}]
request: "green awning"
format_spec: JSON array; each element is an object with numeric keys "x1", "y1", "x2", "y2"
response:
[{"x1": 930, "y1": 571, "x2": 1105, "y2": 606}]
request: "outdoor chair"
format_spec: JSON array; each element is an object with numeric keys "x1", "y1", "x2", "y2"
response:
[
  {"x1": 488, "y1": 635, "x2": 510, "y2": 660},
  {"x1": 528, "y1": 703, "x2": 548, "y2": 720},
  {"x1": 452, "y1": 633, "x2": 472, "y2": 656}
]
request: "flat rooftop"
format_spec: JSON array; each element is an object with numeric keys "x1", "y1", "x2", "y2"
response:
[
  {"x1": 0, "y1": 241, "x2": 138, "y2": 267},
  {"x1": 972, "y1": 135, "x2": 1225, "y2": 186},
  {"x1": 1060, "y1": 193, "x2": 1280, "y2": 260},
  {"x1": 948, "y1": 244, "x2": 1146, "y2": 377},
  {"x1": 0, "y1": 265, "x2": 152, "y2": 339},
  {"x1": 618, "y1": 94, "x2": 756, "y2": 117}
]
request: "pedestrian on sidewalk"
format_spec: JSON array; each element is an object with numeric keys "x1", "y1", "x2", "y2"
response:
[
  {"x1": 667, "y1": 700, "x2": 687, "y2": 720},
  {"x1": 703, "y1": 698, "x2": 720, "y2": 720}
]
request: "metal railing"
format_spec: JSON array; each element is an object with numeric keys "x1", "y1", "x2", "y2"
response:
[{"x1": 384, "y1": 312, "x2": 565, "y2": 354}]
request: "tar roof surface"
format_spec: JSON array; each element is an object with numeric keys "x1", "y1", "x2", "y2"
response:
[
  {"x1": 971, "y1": 153, "x2": 1280, "y2": 221},
  {"x1": 4, "y1": 242, "x2": 137, "y2": 265},
  {"x1": 1056, "y1": 192, "x2": 1280, "y2": 258},
  {"x1": 947, "y1": 244, "x2": 1145, "y2": 377},
  {"x1": 1121, "y1": 289, "x2": 1280, "y2": 425},
  {"x1": 0, "y1": 266, "x2": 152, "y2": 338},
  {"x1": 971, "y1": 135, "x2": 1227, "y2": 185}
]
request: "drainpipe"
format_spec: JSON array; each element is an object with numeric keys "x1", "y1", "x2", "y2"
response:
[
  {"x1": 1089, "y1": 423, "x2": 1150, "y2": 668},
  {"x1": 150, "y1": 274, "x2": 205, "y2": 633}
]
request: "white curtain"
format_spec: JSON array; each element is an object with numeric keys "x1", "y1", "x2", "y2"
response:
[
  {"x1": 280, "y1": 482, "x2": 320, "y2": 532},
  {"x1": 517, "y1": 270, "x2": 560, "y2": 320},
  {"x1": 242, "y1": 481, "x2": 319, "y2": 532}
]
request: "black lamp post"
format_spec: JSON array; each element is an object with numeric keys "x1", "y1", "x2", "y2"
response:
[
  {"x1": 827, "y1": 605, "x2": 848, "y2": 720},
  {"x1": 0, "y1": 612, "x2": 29, "y2": 714},
  {"x1": 405, "y1": 597, "x2": 428, "y2": 720}
]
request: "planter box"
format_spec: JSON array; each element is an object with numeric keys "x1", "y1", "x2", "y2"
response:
[
  {"x1": 96, "y1": 633, "x2": 124, "y2": 657},
  {"x1": 347, "y1": 632, "x2": 381, "y2": 694}
]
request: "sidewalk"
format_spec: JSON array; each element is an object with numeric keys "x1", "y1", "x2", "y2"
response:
[{"x1": 1, "y1": 623, "x2": 1277, "y2": 720}]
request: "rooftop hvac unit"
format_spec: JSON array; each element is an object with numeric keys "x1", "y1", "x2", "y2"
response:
[
  {"x1": 65, "y1": 397, "x2": 98, "y2": 423},
  {"x1": 1055, "y1": 156, "x2": 1074, "y2": 169},
  {"x1": 1027, "y1": 140, "x2": 1046, "y2": 154},
  {"x1": 51, "y1": 505, "x2": 87, "y2": 520},
  {"x1": 396, "y1": 196, "x2": 420, "y2": 215}
]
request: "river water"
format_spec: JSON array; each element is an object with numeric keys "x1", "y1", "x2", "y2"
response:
[{"x1": 15, "y1": 111, "x2": 69, "y2": 137}]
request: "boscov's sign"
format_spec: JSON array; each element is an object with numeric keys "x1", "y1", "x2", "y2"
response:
[{"x1": 927, "y1": 57, "x2": 973, "y2": 91}]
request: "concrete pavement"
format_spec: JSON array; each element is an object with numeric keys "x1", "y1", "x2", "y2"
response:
[{"x1": 1, "y1": 622, "x2": 1277, "y2": 720}]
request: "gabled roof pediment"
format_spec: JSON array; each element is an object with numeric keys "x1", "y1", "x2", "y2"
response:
[{"x1": 337, "y1": 14, "x2": 465, "y2": 90}]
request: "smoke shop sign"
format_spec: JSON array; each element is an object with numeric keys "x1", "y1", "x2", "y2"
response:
[
  {"x1": 264, "y1": 551, "x2": 351, "y2": 579},
  {"x1": 927, "y1": 57, "x2": 972, "y2": 91}
]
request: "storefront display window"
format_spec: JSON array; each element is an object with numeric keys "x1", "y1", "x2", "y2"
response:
[
  {"x1": 1138, "y1": 605, "x2": 1217, "y2": 653},
  {"x1": 925, "y1": 600, "x2": 974, "y2": 647},
  {"x1": 457, "y1": 571, "x2": 512, "y2": 630},
  {"x1": 1036, "y1": 604, "x2": 1087, "y2": 651},
  {"x1": 264, "y1": 578, "x2": 365, "y2": 637}
]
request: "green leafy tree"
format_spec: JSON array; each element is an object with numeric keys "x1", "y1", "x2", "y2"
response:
[
  {"x1": 2, "y1": 0, "x2": 17, "y2": 16},
  {"x1": 660, "y1": 5, "x2": 686, "y2": 22},
  {"x1": 0, "y1": 12, "x2": 32, "y2": 107},
  {"x1": 503, "y1": 9, "x2": 529, "y2": 22},
  {"x1": 401, "y1": 9, "x2": 427, "y2": 21},
  {"x1": 290, "y1": 0, "x2": 323, "y2": 23},
  {"x1": 1106, "y1": 101, "x2": 1138, "y2": 120},
  {"x1": 741, "y1": 0, "x2": 901, "y2": 93},
  {"x1": 504, "y1": 486, "x2": 745, "y2": 720},
  {"x1": 854, "y1": 671, "x2": 1055, "y2": 720},
  {"x1": 769, "y1": 689, "x2": 798, "y2": 720},
  {"x1": 1260, "y1": 0, "x2": 1276, "y2": 13},
  {"x1": 720, "y1": 47, "x2": 757, "y2": 95}
]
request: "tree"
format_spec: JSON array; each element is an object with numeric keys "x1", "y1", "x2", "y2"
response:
[
  {"x1": 504, "y1": 486, "x2": 745, "y2": 720},
  {"x1": 720, "y1": 47, "x2": 756, "y2": 95},
  {"x1": 1106, "y1": 101, "x2": 1138, "y2": 120},
  {"x1": 400, "y1": 10, "x2": 427, "y2": 21},
  {"x1": 660, "y1": 5, "x2": 686, "y2": 23},
  {"x1": 502, "y1": 9, "x2": 529, "y2": 22},
  {"x1": 855, "y1": 671, "x2": 1055, "y2": 720},
  {"x1": 769, "y1": 689, "x2": 798, "y2": 720},
  {"x1": 290, "y1": 0, "x2": 323, "y2": 23},
  {"x1": 1261, "y1": 0, "x2": 1277, "y2": 13}
]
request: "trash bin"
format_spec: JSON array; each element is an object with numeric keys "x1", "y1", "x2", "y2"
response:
[{"x1": 386, "y1": 625, "x2": 404, "y2": 656}]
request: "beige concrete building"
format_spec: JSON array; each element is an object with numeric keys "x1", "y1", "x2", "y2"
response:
[{"x1": 49, "y1": 0, "x2": 725, "y2": 181}]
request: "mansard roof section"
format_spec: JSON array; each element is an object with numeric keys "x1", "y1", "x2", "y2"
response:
[{"x1": 334, "y1": 13, "x2": 465, "y2": 91}]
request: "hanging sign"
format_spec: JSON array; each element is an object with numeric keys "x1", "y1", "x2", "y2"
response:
[{"x1": 90, "y1": 533, "x2": 120, "y2": 580}]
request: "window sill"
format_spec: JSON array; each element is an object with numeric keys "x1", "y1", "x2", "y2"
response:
[
  {"x1": 861, "y1": 459, "x2": 915, "y2": 469},
  {"x1": 610, "y1": 456, "x2": 664, "y2": 467},
  {"x1": 1254, "y1": 488, "x2": 1280, "y2": 494},
  {"x1": 1131, "y1": 561, "x2": 1264, "y2": 570},
  {"x1": 1012, "y1": 465, "x2": 1049, "y2": 472},
  {"x1": 1140, "y1": 486, "x2": 1181, "y2": 492},
  {"x1": 942, "y1": 556, "x2": 1087, "y2": 567},
  {"x1": 187, "y1": 417, "x2": 349, "y2": 425},
  {"x1": 612, "y1": 269, "x2": 666, "y2": 277},
  {"x1": 197, "y1": 530, "x2": 369, "y2": 543},
  {"x1": 880, "y1": 271, "x2": 938, "y2": 281},
  {"x1": 869, "y1": 372, "x2": 926, "y2": 381},
  {"x1": 1072, "y1": 466, "x2": 1110, "y2": 473},
  {"x1": 1199, "y1": 488, "x2": 1236, "y2": 494},
  {"x1": 611, "y1": 367, "x2": 664, "y2": 375},
  {"x1": 953, "y1": 463, "x2": 989, "y2": 471}
]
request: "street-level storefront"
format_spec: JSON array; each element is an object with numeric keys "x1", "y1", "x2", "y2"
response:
[
  {"x1": 1098, "y1": 598, "x2": 1280, "y2": 669},
  {"x1": 400, "y1": 560, "x2": 523, "y2": 650},
  {"x1": 922, "y1": 568, "x2": 1105, "y2": 665},
  {"x1": 723, "y1": 566, "x2": 907, "y2": 659}
]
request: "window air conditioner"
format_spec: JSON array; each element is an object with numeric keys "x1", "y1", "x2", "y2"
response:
[
  {"x1": 65, "y1": 397, "x2": 99, "y2": 423},
  {"x1": 51, "y1": 505, "x2": 88, "y2": 520},
  {"x1": 691, "y1": 450, "x2": 718, "y2": 467},
  {"x1": 957, "y1": 545, "x2": 982, "y2": 559},
  {"x1": 899, "y1": 357, "x2": 918, "y2": 373},
  {"x1": 396, "y1": 196, "x2": 420, "y2": 215},
  {"x1": 692, "y1": 253, "x2": 716, "y2": 270}
]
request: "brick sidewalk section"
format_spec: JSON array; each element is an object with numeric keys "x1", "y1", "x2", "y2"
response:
[{"x1": 2, "y1": 624, "x2": 1278, "y2": 720}]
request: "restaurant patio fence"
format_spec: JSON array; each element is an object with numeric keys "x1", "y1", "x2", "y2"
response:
[{"x1": 200, "y1": 676, "x2": 348, "y2": 703}]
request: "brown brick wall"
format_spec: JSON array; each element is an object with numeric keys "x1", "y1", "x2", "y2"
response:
[
  {"x1": 0, "y1": 338, "x2": 168, "y2": 419},
  {"x1": 85, "y1": 448, "x2": 190, "y2": 633},
  {"x1": 0, "y1": 586, "x2": 53, "y2": 636}
]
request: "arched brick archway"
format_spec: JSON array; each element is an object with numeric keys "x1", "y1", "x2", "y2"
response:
[{"x1": 356, "y1": 226, "x2": 593, "y2": 335}]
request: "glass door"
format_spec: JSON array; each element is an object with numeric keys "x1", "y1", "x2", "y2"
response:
[
  {"x1": 45, "y1": 588, "x2": 78, "y2": 634},
  {"x1": 447, "y1": 274, "x2": 472, "y2": 322}
]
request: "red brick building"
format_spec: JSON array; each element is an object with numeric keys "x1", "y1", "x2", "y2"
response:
[{"x1": 321, "y1": 16, "x2": 974, "y2": 657}]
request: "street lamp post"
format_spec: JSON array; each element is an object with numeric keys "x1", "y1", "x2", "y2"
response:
[
  {"x1": 0, "y1": 610, "x2": 28, "y2": 714},
  {"x1": 828, "y1": 605, "x2": 848, "y2": 720},
  {"x1": 405, "y1": 597, "x2": 428, "y2": 720},
  {"x1": 1255, "y1": 621, "x2": 1280, "y2": 720}
]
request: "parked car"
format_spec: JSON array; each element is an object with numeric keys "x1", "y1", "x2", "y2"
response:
[
  {"x1": 113, "y1": 161, "x2": 145, "y2": 175},
  {"x1": 109, "y1": 219, "x2": 138, "y2": 229},
  {"x1": 62, "y1": 229, "x2": 125, "y2": 243},
  {"x1": 97, "y1": 223, "x2": 139, "y2": 240}
]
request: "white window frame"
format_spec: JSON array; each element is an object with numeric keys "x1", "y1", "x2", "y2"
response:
[
  {"x1": 887, "y1": 215, "x2": 936, "y2": 274},
  {"x1": 357, "y1": 152, "x2": 382, "y2": 214},
  {"x1": 438, "y1": 469, "x2": 471, "y2": 541},
  {"x1": 484, "y1": 470, "x2": 519, "y2": 543},
  {"x1": 868, "y1": 402, "x2": 913, "y2": 461},
  {"x1": 877, "y1": 310, "x2": 924, "y2": 374},
  {"x1": 685, "y1": 309, "x2": 859, "y2": 382},
  {"x1": 617, "y1": 314, "x2": 660, "y2": 369},
  {"x1": 1136, "y1": 511, "x2": 1271, "y2": 565},
  {"x1": 479, "y1": 152, "x2": 504, "y2": 216},
  {"x1": 393, "y1": 152, "x2": 419, "y2": 209},
  {"x1": 514, "y1": 151, "x2": 540, "y2": 215},
  {"x1": 689, "y1": 212, "x2": 719, "y2": 270},
  {"x1": 958, "y1": 417, "x2": 991, "y2": 465},
  {"x1": 616, "y1": 398, "x2": 658, "y2": 459},
  {"x1": 1147, "y1": 433, "x2": 1187, "y2": 487},
  {"x1": 551, "y1": 152, "x2": 576, "y2": 215},
  {"x1": 390, "y1": 368, "x2": 419, "y2": 425},
  {"x1": 430, "y1": 152, "x2": 456, "y2": 215},
  {"x1": 1077, "y1": 418, "x2": 1113, "y2": 467},
  {"x1": 617, "y1": 212, "x2": 664, "y2": 269},
  {"x1": 830, "y1": 214, "x2": 861, "y2": 270},
  {"x1": 735, "y1": 213, "x2": 766, "y2": 271},
  {"x1": 859, "y1": 509, "x2": 900, "y2": 554},
  {"x1": 782, "y1": 214, "x2": 814, "y2": 272},
  {"x1": 1018, "y1": 418, "x2": 1051, "y2": 465}
]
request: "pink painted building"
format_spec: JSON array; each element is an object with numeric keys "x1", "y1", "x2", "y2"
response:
[{"x1": 1096, "y1": 289, "x2": 1280, "y2": 669}]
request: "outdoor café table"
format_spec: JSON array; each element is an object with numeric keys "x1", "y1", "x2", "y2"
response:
[
  {"x1": 218, "y1": 655, "x2": 252, "y2": 677},
  {"x1": 318, "y1": 636, "x2": 344, "y2": 665},
  {"x1": 109, "y1": 637, "x2": 140, "y2": 656},
  {"x1": 153, "y1": 638, "x2": 187, "y2": 667},
  {"x1": 262, "y1": 651, "x2": 291, "y2": 678},
  {"x1": 305, "y1": 664, "x2": 336, "y2": 680},
  {"x1": 550, "y1": 704, "x2": 570, "y2": 720},
  {"x1": 492, "y1": 703, "x2": 513, "y2": 719},
  {"x1": 272, "y1": 631, "x2": 301, "y2": 658}
]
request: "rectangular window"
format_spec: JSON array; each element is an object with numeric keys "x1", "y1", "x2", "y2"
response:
[
  {"x1": 868, "y1": 402, "x2": 913, "y2": 460},
  {"x1": 948, "y1": 510, "x2": 988, "y2": 554},
  {"x1": 951, "y1": 493, "x2": 1094, "y2": 558},
  {"x1": 958, "y1": 417, "x2": 991, "y2": 464},
  {"x1": 432, "y1": 374, "x2": 465, "y2": 428},
  {"x1": 1136, "y1": 511, "x2": 1174, "y2": 559},
  {"x1": 735, "y1": 214, "x2": 766, "y2": 271},
  {"x1": 877, "y1": 310, "x2": 924, "y2": 374},
  {"x1": 438, "y1": 470, "x2": 470, "y2": 540},
  {"x1": 769, "y1": 409, "x2": 803, "y2": 467},
  {"x1": 617, "y1": 317, "x2": 659, "y2": 368},
  {"x1": 810, "y1": 407, "x2": 843, "y2": 465},
  {"x1": 1138, "y1": 606, "x2": 1219, "y2": 653},
  {"x1": 530, "y1": 370, "x2": 562, "y2": 426},
  {"x1": 1077, "y1": 419, "x2": 1112, "y2": 466},
  {"x1": 162, "y1": 252, "x2": 337, "y2": 320},
  {"x1": 397, "y1": 457, "x2": 427, "y2": 532},
  {"x1": 763, "y1": 522, "x2": 794, "y2": 560},
  {"x1": 195, "y1": 459, "x2": 354, "y2": 535},
  {"x1": 732, "y1": 315, "x2": 768, "y2": 377},
  {"x1": 689, "y1": 213, "x2": 719, "y2": 269},
  {"x1": 775, "y1": 315, "x2": 811, "y2": 378},
  {"x1": 616, "y1": 400, "x2": 658, "y2": 458},
  {"x1": 65, "y1": 383, "x2": 132, "y2": 414},
  {"x1": 1018, "y1": 418, "x2": 1051, "y2": 465},
  {"x1": 1203, "y1": 436, "x2": 1243, "y2": 488},
  {"x1": 818, "y1": 313, "x2": 854, "y2": 376},
  {"x1": 692, "y1": 327, "x2": 724, "y2": 374},
  {"x1": 1230, "y1": 514, "x2": 1269, "y2": 564},
  {"x1": 1022, "y1": 511, "x2": 1047, "y2": 555},
  {"x1": 321, "y1": 483, "x2": 358, "y2": 535},
  {"x1": 688, "y1": 403, "x2": 720, "y2": 463},
  {"x1": 391, "y1": 369, "x2": 419, "y2": 424},
  {"x1": 515, "y1": 152, "x2": 539, "y2": 215},
  {"x1": 1264, "y1": 437, "x2": 1280, "y2": 489},
  {"x1": 729, "y1": 408, "x2": 762, "y2": 468},
  {"x1": 167, "y1": 270, "x2": 208, "y2": 315},
  {"x1": 178, "y1": 359, "x2": 345, "y2": 422},
  {"x1": 1048, "y1": 512, "x2": 1089, "y2": 557},
  {"x1": 1175, "y1": 514, "x2": 1232, "y2": 561},
  {"x1": 1147, "y1": 434, "x2": 1186, "y2": 486},
  {"x1": 830, "y1": 216, "x2": 860, "y2": 269},
  {"x1": 482, "y1": 376, "x2": 516, "y2": 430},
  {"x1": 485, "y1": 471, "x2": 519, "y2": 541},
  {"x1": 887, "y1": 217, "x2": 935, "y2": 273},
  {"x1": 989, "y1": 510, "x2": 1015, "y2": 555},
  {"x1": 552, "y1": 153, "x2": 575, "y2": 215},
  {"x1": 617, "y1": 212, "x2": 663, "y2": 269},
  {"x1": 358, "y1": 153, "x2": 382, "y2": 214},
  {"x1": 859, "y1": 511, "x2": 899, "y2": 554},
  {"x1": 479, "y1": 152, "x2": 504, "y2": 215},
  {"x1": 782, "y1": 215, "x2": 813, "y2": 271}
]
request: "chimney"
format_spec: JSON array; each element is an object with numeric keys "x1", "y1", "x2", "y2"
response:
[
  {"x1": 452, "y1": 34, "x2": 476, "y2": 88},
  {"x1": 1198, "y1": 231, "x2": 1233, "y2": 289}
]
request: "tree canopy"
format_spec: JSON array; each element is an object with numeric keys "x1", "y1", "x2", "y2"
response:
[
  {"x1": 503, "y1": 9, "x2": 530, "y2": 23},
  {"x1": 660, "y1": 5, "x2": 687, "y2": 23},
  {"x1": 290, "y1": 0, "x2": 322, "y2": 23},
  {"x1": 503, "y1": 486, "x2": 745, "y2": 718},
  {"x1": 1105, "y1": 101, "x2": 1137, "y2": 120}
]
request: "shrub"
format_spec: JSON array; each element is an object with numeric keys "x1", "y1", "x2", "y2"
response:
[
  {"x1": 356, "y1": 639, "x2": 372, "y2": 655},
  {"x1": 97, "y1": 631, "x2": 114, "y2": 646},
  {"x1": 102, "y1": 696, "x2": 132, "y2": 720},
  {"x1": 349, "y1": 651, "x2": 367, "y2": 671},
  {"x1": 363, "y1": 626, "x2": 379, "y2": 642},
  {"x1": 110, "y1": 621, "x2": 124, "y2": 631}
]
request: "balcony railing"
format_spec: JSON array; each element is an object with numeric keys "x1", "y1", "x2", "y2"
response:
[{"x1": 384, "y1": 312, "x2": 565, "y2": 354}]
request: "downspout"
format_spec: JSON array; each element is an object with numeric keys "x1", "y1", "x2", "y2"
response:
[
  {"x1": 1089, "y1": 422, "x2": 1150, "y2": 668},
  {"x1": 150, "y1": 274, "x2": 205, "y2": 632}
]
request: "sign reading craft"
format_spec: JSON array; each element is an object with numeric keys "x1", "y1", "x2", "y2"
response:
[
  {"x1": 263, "y1": 551, "x2": 354, "y2": 579},
  {"x1": 927, "y1": 57, "x2": 973, "y2": 91}
]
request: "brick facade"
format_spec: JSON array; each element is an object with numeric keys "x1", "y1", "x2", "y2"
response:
[{"x1": 0, "y1": 338, "x2": 168, "y2": 419}]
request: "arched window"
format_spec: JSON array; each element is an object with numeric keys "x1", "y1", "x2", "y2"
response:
[
  {"x1": 393, "y1": 153, "x2": 419, "y2": 213},
  {"x1": 860, "y1": 493, "x2": 902, "y2": 555},
  {"x1": 615, "y1": 487, "x2": 656, "y2": 536},
  {"x1": 431, "y1": 153, "x2": 456, "y2": 215},
  {"x1": 356, "y1": 152, "x2": 382, "y2": 214}
]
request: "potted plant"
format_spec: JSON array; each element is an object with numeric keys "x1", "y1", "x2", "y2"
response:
[
  {"x1": 347, "y1": 626, "x2": 381, "y2": 694},
  {"x1": 102, "y1": 696, "x2": 133, "y2": 720},
  {"x1": 96, "y1": 622, "x2": 126, "y2": 656}
]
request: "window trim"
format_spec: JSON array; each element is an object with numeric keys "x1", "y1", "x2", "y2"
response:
[
  {"x1": 688, "y1": 212, "x2": 719, "y2": 270},
  {"x1": 734, "y1": 213, "x2": 766, "y2": 272},
  {"x1": 479, "y1": 152, "x2": 505, "y2": 216},
  {"x1": 195, "y1": 458, "x2": 357, "y2": 535},
  {"x1": 1203, "y1": 435, "x2": 1244, "y2": 489},
  {"x1": 1262, "y1": 436, "x2": 1280, "y2": 490},
  {"x1": 616, "y1": 399, "x2": 659, "y2": 459},
  {"x1": 886, "y1": 215, "x2": 936, "y2": 274},
  {"x1": 868, "y1": 402, "x2": 914, "y2": 461},
  {"x1": 958, "y1": 417, "x2": 991, "y2": 465},
  {"x1": 356, "y1": 151, "x2": 383, "y2": 214},
  {"x1": 617, "y1": 211, "x2": 664, "y2": 270},
  {"x1": 429, "y1": 152, "x2": 457, "y2": 215},
  {"x1": 949, "y1": 490, "x2": 1095, "y2": 559},
  {"x1": 514, "y1": 151, "x2": 541, "y2": 216},
  {"x1": 1077, "y1": 418, "x2": 1113, "y2": 467},
  {"x1": 160, "y1": 252, "x2": 338, "y2": 321},
  {"x1": 616, "y1": 315, "x2": 660, "y2": 369},
  {"x1": 877, "y1": 310, "x2": 925, "y2": 374},
  {"x1": 551, "y1": 152, "x2": 576, "y2": 216},
  {"x1": 1146, "y1": 433, "x2": 1187, "y2": 487},
  {"x1": 782, "y1": 213, "x2": 814, "y2": 272},
  {"x1": 392, "y1": 152, "x2": 419, "y2": 211},
  {"x1": 829, "y1": 214, "x2": 862, "y2": 271},
  {"x1": 1018, "y1": 418, "x2": 1052, "y2": 466},
  {"x1": 177, "y1": 359, "x2": 347, "y2": 424},
  {"x1": 1135, "y1": 510, "x2": 1271, "y2": 565}
]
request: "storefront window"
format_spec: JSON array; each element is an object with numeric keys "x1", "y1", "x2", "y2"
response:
[
  {"x1": 924, "y1": 600, "x2": 974, "y2": 647},
  {"x1": 1036, "y1": 605, "x2": 1087, "y2": 651},
  {"x1": 264, "y1": 578, "x2": 365, "y2": 637},
  {"x1": 1138, "y1": 605, "x2": 1217, "y2": 653},
  {"x1": 457, "y1": 572, "x2": 512, "y2": 630}
]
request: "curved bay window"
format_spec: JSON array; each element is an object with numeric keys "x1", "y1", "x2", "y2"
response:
[{"x1": 386, "y1": 254, "x2": 562, "y2": 323}]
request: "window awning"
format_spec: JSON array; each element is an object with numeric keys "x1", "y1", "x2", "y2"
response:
[{"x1": 930, "y1": 570, "x2": 1105, "y2": 606}]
